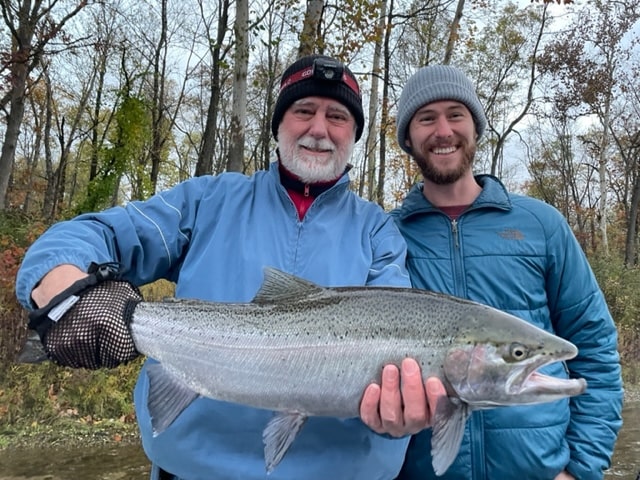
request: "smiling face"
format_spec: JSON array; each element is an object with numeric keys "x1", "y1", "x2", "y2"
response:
[
  {"x1": 277, "y1": 97, "x2": 356, "y2": 183},
  {"x1": 405, "y1": 100, "x2": 478, "y2": 185}
]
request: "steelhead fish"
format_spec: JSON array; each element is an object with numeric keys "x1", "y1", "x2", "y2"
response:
[{"x1": 19, "y1": 267, "x2": 587, "y2": 476}]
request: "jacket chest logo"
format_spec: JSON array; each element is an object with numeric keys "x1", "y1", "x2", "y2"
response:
[{"x1": 498, "y1": 229, "x2": 524, "y2": 240}]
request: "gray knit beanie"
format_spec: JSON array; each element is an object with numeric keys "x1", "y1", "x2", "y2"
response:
[{"x1": 396, "y1": 65, "x2": 487, "y2": 154}]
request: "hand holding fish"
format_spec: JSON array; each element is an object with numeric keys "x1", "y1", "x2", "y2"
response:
[{"x1": 360, "y1": 359, "x2": 447, "y2": 437}]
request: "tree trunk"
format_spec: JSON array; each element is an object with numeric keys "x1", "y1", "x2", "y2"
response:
[
  {"x1": 622, "y1": 130, "x2": 640, "y2": 267},
  {"x1": 298, "y1": 0, "x2": 324, "y2": 56},
  {"x1": 361, "y1": 0, "x2": 386, "y2": 201},
  {"x1": 0, "y1": 68, "x2": 27, "y2": 210},
  {"x1": 90, "y1": 50, "x2": 108, "y2": 182},
  {"x1": 256, "y1": 6, "x2": 286, "y2": 172},
  {"x1": 227, "y1": 0, "x2": 249, "y2": 172},
  {"x1": 625, "y1": 160, "x2": 640, "y2": 267},
  {"x1": 376, "y1": 0, "x2": 395, "y2": 207},
  {"x1": 150, "y1": 0, "x2": 168, "y2": 192},
  {"x1": 42, "y1": 70, "x2": 55, "y2": 220},
  {"x1": 196, "y1": 0, "x2": 230, "y2": 176},
  {"x1": 22, "y1": 93, "x2": 44, "y2": 213},
  {"x1": 443, "y1": 0, "x2": 465, "y2": 65},
  {"x1": 597, "y1": 65, "x2": 613, "y2": 255}
]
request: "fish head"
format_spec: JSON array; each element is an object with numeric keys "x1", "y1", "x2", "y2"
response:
[{"x1": 441, "y1": 309, "x2": 587, "y2": 407}]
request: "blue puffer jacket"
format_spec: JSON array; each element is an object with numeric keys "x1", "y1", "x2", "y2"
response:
[
  {"x1": 391, "y1": 175, "x2": 622, "y2": 480},
  {"x1": 16, "y1": 161, "x2": 412, "y2": 480}
]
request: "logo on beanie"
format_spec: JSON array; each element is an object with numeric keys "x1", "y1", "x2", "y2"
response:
[{"x1": 279, "y1": 61, "x2": 360, "y2": 97}]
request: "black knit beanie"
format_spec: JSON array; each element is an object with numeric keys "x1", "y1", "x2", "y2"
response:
[{"x1": 271, "y1": 54, "x2": 364, "y2": 142}]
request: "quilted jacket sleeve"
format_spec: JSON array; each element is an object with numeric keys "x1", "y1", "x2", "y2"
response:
[{"x1": 544, "y1": 212, "x2": 623, "y2": 480}]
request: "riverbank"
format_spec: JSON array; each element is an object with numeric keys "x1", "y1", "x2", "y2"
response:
[
  {"x1": 0, "y1": 417, "x2": 140, "y2": 450},
  {"x1": 2, "y1": 383, "x2": 639, "y2": 452}
]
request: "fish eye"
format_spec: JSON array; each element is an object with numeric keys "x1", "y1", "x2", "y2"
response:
[{"x1": 509, "y1": 343, "x2": 529, "y2": 361}]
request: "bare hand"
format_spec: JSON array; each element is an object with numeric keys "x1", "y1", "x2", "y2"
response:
[
  {"x1": 31, "y1": 264, "x2": 88, "y2": 308},
  {"x1": 359, "y1": 358, "x2": 447, "y2": 437},
  {"x1": 554, "y1": 471, "x2": 575, "y2": 480}
]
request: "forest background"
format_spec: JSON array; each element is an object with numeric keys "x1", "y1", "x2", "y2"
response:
[{"x1": 0, "y1": 0, "x2": 640, "y2": 445}]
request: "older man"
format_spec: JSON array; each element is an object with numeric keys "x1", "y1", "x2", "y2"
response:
[{"x1": 17, "y1": 55, "x2": 437, "y2": 480}]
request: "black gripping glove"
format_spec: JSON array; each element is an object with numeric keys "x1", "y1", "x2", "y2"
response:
[{"x1": 28, "y1": 263, "x2": 143, "y2": 369}]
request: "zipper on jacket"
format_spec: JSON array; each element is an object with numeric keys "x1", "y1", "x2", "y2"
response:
[
  {"x1": 471, "y1": 411, "x2": 488, "y2": 478},
  {"x1": 451, "y1": 219, "x2": 460, "y2": 249},
  {"x1": 450, "y1": 216, "x2": 467, "y2": 299}
]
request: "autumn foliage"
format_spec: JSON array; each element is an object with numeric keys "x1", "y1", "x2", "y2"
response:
[
  {"x1": 0, "y1": 211, "x2": 142, "y2": 430},
  {"x1": 0, "y1": 211, "x2": 46, "y2": 364}
]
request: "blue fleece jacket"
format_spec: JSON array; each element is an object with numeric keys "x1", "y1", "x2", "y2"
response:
[
  {"x1": 16, "y1": 161, "x2": 412, "y2": 480},
  {"x1": 391, "y1": 175, "x2": 623, "y2": 480}
]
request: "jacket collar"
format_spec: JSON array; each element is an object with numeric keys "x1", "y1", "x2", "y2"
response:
[
  {"x1": 394, "y1": 174, "x2": 512, "y2": 220},
  {"x1": 269, "y1": 161, "x2": 351, "y2": 197}
]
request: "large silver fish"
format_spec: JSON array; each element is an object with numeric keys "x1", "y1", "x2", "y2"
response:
[
  {"x1": 132, "y1": 268, "x2": 586, "y2": 475},
  {"x1": 20, "y1": 268, "x2": 587, "y2": 475}
]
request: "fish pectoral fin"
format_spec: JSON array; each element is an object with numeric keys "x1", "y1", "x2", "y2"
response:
[
  {"x1": 262, "y1": 411, "x2": 308, "y2": 473},
  {"x1": 146, "y1": 363, "x2": 199, "y2": 436},
  {"x1": 430, "y1": 397, "x2": 470, "y2": 476}
]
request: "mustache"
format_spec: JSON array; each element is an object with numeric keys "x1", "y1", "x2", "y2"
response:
[{"x1": 297, "y1": 136, "x2": 335, "y2": 151}]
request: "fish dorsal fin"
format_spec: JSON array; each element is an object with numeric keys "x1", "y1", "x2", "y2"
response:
[
  {"x1": 253, "y1": 267, "x2": 326, "y2": 304},
  {"x1": 430, "y1": 397, "x2": 471, "y2": 475},
  {"x1": 263, "y1": 412, "x2": 308, "y2": 472},
  {"x1": 146, "y1": 363, "x2": 199, "y2": 436}
]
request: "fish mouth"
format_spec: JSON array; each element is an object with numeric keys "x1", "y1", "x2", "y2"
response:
[
  {"x1": 514, "y1": 370, "x2": 587, "y2": 398},
  {"x1": 503, "y1": 340, "x2": 585, "y2": 400}
]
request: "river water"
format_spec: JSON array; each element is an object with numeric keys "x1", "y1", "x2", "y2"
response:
[{"x1": 1, "y1": 402, "x2": 638, "y2": 479}]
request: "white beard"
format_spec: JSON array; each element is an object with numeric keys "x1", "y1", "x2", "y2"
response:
[{"x1": 278, "y1": 131, "x2": 353, "y2": 183}]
